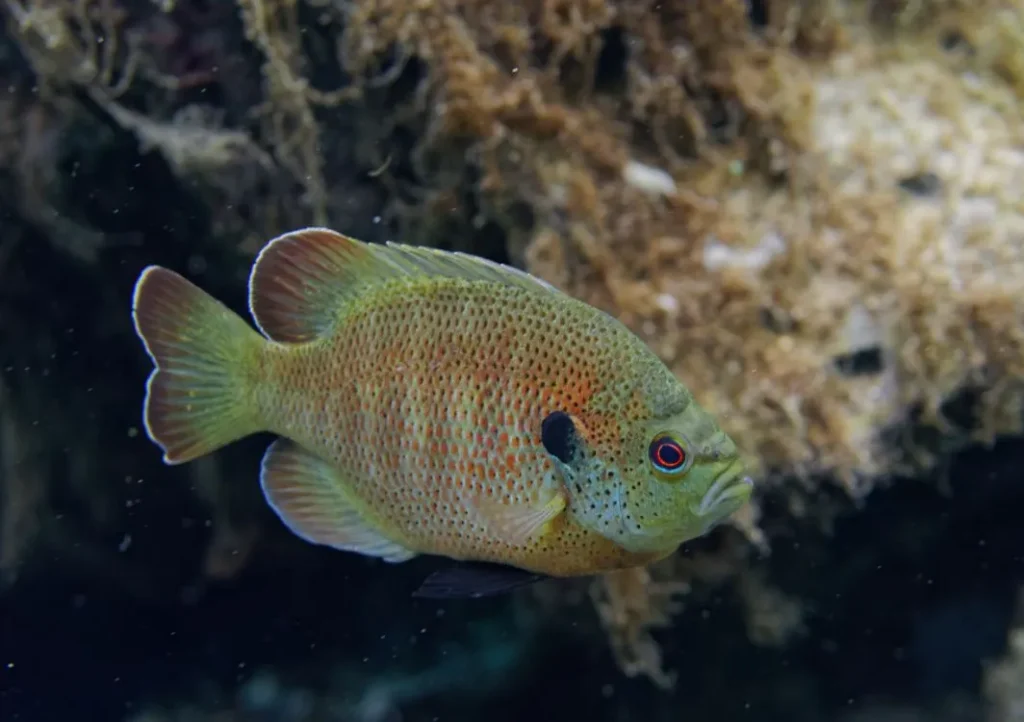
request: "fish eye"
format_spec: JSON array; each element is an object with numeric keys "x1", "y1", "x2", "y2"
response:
[{"x1": 648, "y1": 433, "x2": 690, "y2": 478}]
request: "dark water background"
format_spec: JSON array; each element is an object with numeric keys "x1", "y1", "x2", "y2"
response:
[
  {"x1": 1, "y1": 2, "x2": 1023, "y2": 721},
  {"x1": 3, "y1": 375, "x2": 1022, "y2": 722}
]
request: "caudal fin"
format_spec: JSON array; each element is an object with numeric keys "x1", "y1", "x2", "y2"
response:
[{"x1": 132, "y1": 266, "x2": 266, "y2": 465}]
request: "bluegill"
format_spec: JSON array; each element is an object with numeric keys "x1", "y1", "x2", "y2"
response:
[{"x1": 131, "y1": 228, "x2": 753, "y2": 595}]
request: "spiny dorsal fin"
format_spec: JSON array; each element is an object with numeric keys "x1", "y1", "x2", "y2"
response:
[{"x1": 247, "y1": 227, "x2": 565, "y2": 343}]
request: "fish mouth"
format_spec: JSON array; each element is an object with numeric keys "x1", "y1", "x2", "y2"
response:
[{"x1": 697, "y1": 466, "x2": 753, "y2": 520}]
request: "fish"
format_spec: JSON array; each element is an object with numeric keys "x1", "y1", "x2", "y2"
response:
[
  {"x1": 130, "y1": 227, "x2": 753, "y2": 597},
  {"x1": 413, "y1": 561, "x2": 547, "y2": 600}
]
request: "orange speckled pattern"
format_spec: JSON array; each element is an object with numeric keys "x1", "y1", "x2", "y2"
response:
[
  {"x1": 257, "y1": 279, "x2": 667, "y2": 575},
  {"x1": 133, "y1": 228, "x2": 750, "y2": 579}
]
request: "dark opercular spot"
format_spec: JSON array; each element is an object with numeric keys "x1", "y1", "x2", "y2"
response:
[
  {"x1": 745, "y1": 0, "x2": 769, "y2": 29},
  {"x1": 899, "y1": 172, "x2": 942, "y2": 197},
  {"x1": 594, "y1": 26, "x2": 628, "y2": 94},
  {"x1": 541, "y1": 411, "x2": 579, "y2": 464},
  {"x1": 834, "y1": 346, "x2": 885, "y2": 377}
]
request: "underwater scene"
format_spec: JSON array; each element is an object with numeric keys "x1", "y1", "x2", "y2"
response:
[{"x1": 1, "y1": 1, "x2": 1024, "y2": 721}]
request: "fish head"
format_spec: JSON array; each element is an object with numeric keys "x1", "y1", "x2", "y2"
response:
[
  {"x1": 550, "y1": 368, "x2": 752, "y2": 556},
  {"x1": 618, "y1": 409, "x2": 752, "y2": 552}
]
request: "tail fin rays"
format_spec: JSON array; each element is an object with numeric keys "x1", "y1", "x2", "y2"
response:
[{"x1": 132, "y1": 266, "x2": 266, "y2": 464}]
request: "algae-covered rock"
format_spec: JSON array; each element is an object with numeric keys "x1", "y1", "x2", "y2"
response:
[{"x1": 1, "y1": 0, "x2": 1023, "y2": 717}]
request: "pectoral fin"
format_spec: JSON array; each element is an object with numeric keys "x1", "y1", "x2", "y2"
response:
[{"x1": 470, "y1": 490, "x2": 567, "y2": 547}]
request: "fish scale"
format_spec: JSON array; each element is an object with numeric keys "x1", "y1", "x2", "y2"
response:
[
  {"x1": 131, "y1": 227, "x2": 752, "y2": 589},
  {"x1": 259, "y1": 284, "x2": 620, "y2": 570}
]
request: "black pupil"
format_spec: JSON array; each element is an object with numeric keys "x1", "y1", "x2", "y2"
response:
[{"x1": 655, "y1": 440, "x2": 682, "y2": 468}]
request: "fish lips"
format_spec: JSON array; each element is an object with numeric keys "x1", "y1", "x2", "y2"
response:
[{"x1": 696, "y1": 468, "x2": 753, "y2": 528}]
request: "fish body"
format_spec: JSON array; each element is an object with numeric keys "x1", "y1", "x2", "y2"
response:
[{"x1": 132, "y1": 228, "x2": 752, "y2": 580}]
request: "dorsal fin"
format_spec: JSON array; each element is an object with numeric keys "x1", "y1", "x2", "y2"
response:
[{"x1": 247, "y1": 227, "x2": 565, "y2": 343}]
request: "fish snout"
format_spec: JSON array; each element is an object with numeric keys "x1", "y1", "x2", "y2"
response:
[{"x1": 696, "y1": 466, "x2": 753, "y2": 521}]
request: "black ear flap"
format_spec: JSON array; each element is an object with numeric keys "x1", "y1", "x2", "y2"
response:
[{"x1": 541, "y1": 411, "x2": 579, "y2": 464}]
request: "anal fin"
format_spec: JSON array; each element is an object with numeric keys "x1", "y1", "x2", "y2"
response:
[
  {"x1": 259, "y1": 439, "x2": 415, "y2": 563},
  {"x1": 413, "y1": 562, "x2": 547, "y2": 599}
]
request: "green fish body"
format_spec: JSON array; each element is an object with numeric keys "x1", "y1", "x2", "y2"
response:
[{"x1": 131, "y1": 228, "x2": 752, "y2": 581}]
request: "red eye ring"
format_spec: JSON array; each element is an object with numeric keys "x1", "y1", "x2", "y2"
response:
[{"x1": 649, "y1": 435, "x2": 687, "y2": 474}]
